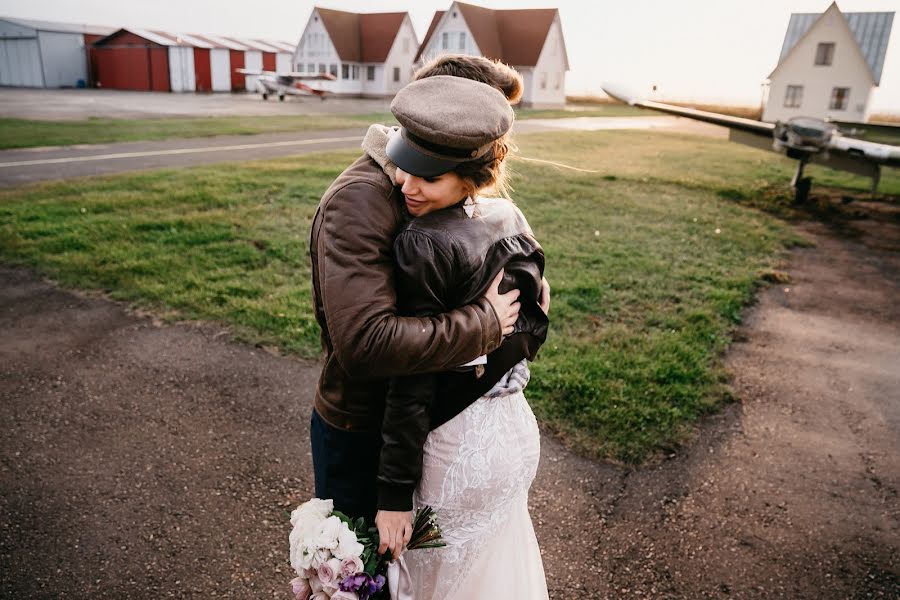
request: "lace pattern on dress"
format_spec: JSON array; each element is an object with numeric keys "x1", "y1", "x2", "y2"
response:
[{"x1": 407, "y1": 374, "x2": 540, "y2": 600}]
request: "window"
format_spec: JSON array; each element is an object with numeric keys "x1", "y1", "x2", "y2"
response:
[
  {"x1": 307, "y1": 63, "x2": 314, "y2": 73},
  {"x1": 329, "y1": 64, "x2": 337, "y2": 78},
  {"x1": 539, "y1": 72, "x2": 547, "y2": 90},
  {"x1": 815, "y1": 42, "x2": 835, "y2": 66},
  {"x1": 341, "y1": 64, "x2": 349, "y2": 79},
  {"x1": 554, "y1": 72, "x2": 561, "y2": 90},
  {"x1": 830, "y1": 87, "x2": 849, "y2": 110},
  {"x1": 442, "y1": 32, "x2": 449, "y2": 49},
  {"x1": 318, "y1": 63, "x2": 326, "y2": 74},
  {"x1": 784, "y1": 85, "x2": 803, "y2": 108},
  {"x1": 367, "y1": 65, "x2": 375, "y2": 81},
  {"x1": 393, "y1": 67, "x2": 400, "y2": 82},
  {"x1": 459, "y1": 32, "x2": 466, "y2": 50},
  {"x1": 351, "y1": 65, "x2": 359, "y2": 80}
]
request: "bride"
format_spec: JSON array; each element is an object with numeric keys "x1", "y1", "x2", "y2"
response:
[{"x1": 370, "y1": 56, "x2": 550, "y2": 599}]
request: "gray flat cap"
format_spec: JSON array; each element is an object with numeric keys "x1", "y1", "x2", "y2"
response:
[{"x1": 386, "y1": 75, "x2": 514, "y2": 177}]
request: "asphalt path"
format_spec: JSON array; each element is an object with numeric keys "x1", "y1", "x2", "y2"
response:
[{"x1": 0, "y1": 117, "x2": 726, "y2": 187}]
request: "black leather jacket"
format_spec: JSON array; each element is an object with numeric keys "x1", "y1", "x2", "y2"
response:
[{"x1": 377, "y1": 197, "x2": 549, "y2": 511}]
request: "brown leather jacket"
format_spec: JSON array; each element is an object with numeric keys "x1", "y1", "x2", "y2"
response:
[{"x1": 309, "y1": 154, "x2": 503, "y2": 431}]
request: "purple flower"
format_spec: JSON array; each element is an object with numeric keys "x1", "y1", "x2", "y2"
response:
[
  {"x1": 338, "y1": 573, "x2": 386, "y2": 600},
  {"x1": 339, "y1": 573, "x2": 369, "y2": 593}
]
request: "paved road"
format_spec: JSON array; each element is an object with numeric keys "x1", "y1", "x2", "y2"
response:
[
  {"x1": 0, "y1": 117, "x2": 726, "y2": 187},
  {"x1": 0, "y1": 87, "x2": 393, "y2": 120}
]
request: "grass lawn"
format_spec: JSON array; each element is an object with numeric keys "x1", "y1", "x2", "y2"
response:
[
  {"x1": 0, "y1": 105, "x2": 646, "y2": 150},
  {"x1": 2, "y1": 130, "x2": 896, "y2": 460},
  {"x1": 0, "y1": 114, "x2": 393, "y2": 150}
]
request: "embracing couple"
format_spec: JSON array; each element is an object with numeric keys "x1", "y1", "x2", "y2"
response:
[{"x1": 309, "y1": 55, "x2": 551, "y2": 599}]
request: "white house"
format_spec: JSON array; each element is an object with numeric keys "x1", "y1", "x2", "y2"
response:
[
  {"x1": 763, "y1": 2, "x2": 894, "y2": 123},
  {"x1": 415, "y1": 2, "x2": 568, "y2": 108},
  {"x1": 293, "y1": 7, "x2": 418, "y2": 97}
]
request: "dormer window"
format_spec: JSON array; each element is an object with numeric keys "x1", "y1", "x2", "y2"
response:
[{"x1": 815, "y1": 42, "x2": 834, "y2": 66}]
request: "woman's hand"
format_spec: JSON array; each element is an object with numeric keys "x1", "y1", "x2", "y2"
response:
[
  {"x1": 484, "y1": 269, "x2": 521, "y2": 336},
  {"x1": 539, "y1": 277, "x2": 551, "y2": 315},
  {"x1": 375, "y1": 509, "x2": 413, "y2": 559}
]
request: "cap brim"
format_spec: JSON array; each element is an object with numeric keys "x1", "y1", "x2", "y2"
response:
[{"x1": 386, "y1": 130, "x2": 459, "y2": 178}]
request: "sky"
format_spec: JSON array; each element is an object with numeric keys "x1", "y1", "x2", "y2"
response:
[{"x1": 3, "y1": 0, "x2": 899, "y2": 113}]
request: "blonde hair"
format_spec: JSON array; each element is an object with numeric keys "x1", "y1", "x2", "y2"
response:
[{"x1": 415, "y1": 55, "x2": 522, "y2": 199}]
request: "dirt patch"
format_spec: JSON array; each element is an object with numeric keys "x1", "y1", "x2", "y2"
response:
[{"x1": 1, "y1": 197, "x2": 898, "y2": 599}]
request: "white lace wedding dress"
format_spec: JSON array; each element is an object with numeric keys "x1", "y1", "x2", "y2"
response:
[{"x1": 405, "y1": 361, "x2": 549, "y2": 599}]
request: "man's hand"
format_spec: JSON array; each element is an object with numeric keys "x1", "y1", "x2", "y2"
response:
[
  {"x1": 484, "y1": 269, "x2": 521, "y2": 336},
  {"x1": 375, "y1": 509, "x2": 413, "y2": 559},
  {"x1": 539, "y1": 276, "x2": 551, "y2": 316}
]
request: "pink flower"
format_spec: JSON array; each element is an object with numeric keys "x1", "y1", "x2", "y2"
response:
[
  {"x1": 290, "y1": 577, "x2": 312, "y2": 600},
  {"x1": 331, "y1": 591, "x2": 359, "y2": 600},
  {"x1": 317, "y1": 557, "x2": 341, "y2": 588},
  {"x1": 310, "y1": 593, "x2": 330, "y2": 600},
  {"x1": 339, "y1": 555, "x2": 364, "y2": 578},
  {"x1": 309, "y1": 574, "x2": 323, "y2": 594}
]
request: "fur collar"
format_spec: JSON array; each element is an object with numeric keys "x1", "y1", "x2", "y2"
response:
[{"x1": 361, "y1": 124, "x2": 399, "y2": 186}]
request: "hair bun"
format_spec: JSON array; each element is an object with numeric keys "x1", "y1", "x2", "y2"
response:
[{"x1": 415, "y1": 55, "x2": 524, "y2": 105}]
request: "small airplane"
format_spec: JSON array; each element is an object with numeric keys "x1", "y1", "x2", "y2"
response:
[
  {"x1": 601, "y1": 83, "x2": 900, "y2": 202},
  {"x1": 236, "y1": 69, "x2": 336, "y2": 101}
]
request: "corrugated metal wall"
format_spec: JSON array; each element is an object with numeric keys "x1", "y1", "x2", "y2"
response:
[
  {"x1": 275, "y1": 52, "x2": 291, "y2": 73},
  {"x1": 243, "y1": 50, "x2": 262, "y2": 91},
  {"x1": 210, "y1": 48, "x2": 230, "y2": 91},
  {"x1": 0, "y1": 20, "x2": 43, "y2": 86},
  {"x1": 94, "y1": 45, "x2": 169, "y2": 92},
  {"x1": 229, "y1": 49, "x2": 245, "y2": 90},
  {"x1": 167, "y1": 46, "x2": 195, "y2": 92},
  {"x1": 193, "y1": 47, "x2": 212, "y2": 92},
  {"x1": 261, "y1": 51, "x2": 276, "y2": 71},
  {"x1": 38, "y1": 30, "x2": 88, "y2": 87}
]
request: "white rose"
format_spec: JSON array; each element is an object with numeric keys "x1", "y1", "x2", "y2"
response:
[
  {"x1": 315, "y1": 515, "x2": 343, "y2": 550},
  {"x1": 333, "y1": 522, "x2": 364, "y2": 560},
  {"x1": 310, "y1": 546, "x2": 331, "y2": 570},
  {"x1": 291, "y1": 498, "x2": 333, "y2": 525}
]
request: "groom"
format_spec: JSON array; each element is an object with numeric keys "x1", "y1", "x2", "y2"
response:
[{"x1": 308, "y1": 56, "x2": 550, "y2": 557}]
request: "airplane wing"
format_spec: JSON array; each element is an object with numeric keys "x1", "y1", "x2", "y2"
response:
[
  {"x1": 236, "y1": 68, "x2": 335, "y2": 81},
  {"x1": 601, "y1": 83, "x2": 773, "y2": 137},
  {"x1": 282, "y1": 72, "x2": 337, "y2": 81},
  {"x1": 235, "y1": 68, "x2": 273, "y2": 77},
  {"x1": 601, "y1": 83, "x2": 899, "y2": 168},
  {"x1": 601, "y1": 82, "x2": 899, "y2": 195}
]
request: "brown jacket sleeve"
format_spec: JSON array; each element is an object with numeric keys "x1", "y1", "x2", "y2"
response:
[{"x1": 315, "y1": 180, "x2": 501, "y2": 378}]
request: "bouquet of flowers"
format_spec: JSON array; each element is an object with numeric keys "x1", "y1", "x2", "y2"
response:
[{"x1": 288, "y1": 498, "x2": 445, "y2": 600}]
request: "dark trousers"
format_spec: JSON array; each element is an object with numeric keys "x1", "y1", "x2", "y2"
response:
[{"x1": 310, "y1": 408, "x2": 381, "y2": 524}]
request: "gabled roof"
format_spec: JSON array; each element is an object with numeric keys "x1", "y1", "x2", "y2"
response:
[
  {"x1": 415, "y1": 2, "x2": 565, "y2": 69},
  {"x1": 0, "y1": 16, "x2": 115, "y2": 36},
  {"x1": 94, "y1": 28, "x2": 182, "y2": 47},
  {"x1": 314, "y1": 7, "x2": 408, "y2": 63},
  {"x1": 94, "y1": 28, "x2": 291, "y2": 53},
  {"x1": 774, "y1": 2, "x2": 894, "y2": 84}
]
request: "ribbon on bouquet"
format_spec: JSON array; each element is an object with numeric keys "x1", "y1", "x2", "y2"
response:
[{"x1": 386, "y1": 555, "x2": 414, "y2": 600}]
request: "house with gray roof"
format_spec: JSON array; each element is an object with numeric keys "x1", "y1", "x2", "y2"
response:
[{"x1": 763, "y1": 2, "x2": 894, "y2": 123}]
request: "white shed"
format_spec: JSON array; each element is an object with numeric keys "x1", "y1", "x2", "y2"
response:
[
  {"x1": 0, "y1": 17, "x2": 114, "y2": 88},
  {"x1": 763, "y1": 2, "x2": 894, "y2": 123}
]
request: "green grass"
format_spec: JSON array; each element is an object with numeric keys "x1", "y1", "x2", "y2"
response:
[
  {"x1": 515, "y1": 105, "x2": 648, "y2": 119},
  {"x1": 3, "y1": 130, "x2": 895, "y2": 461},
  {"x1": 0, "y1": 105, "x2": 645, "y2": 150},
  {"x1": 0, "y1": 114, "x2": 394, "y2": 150}
]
